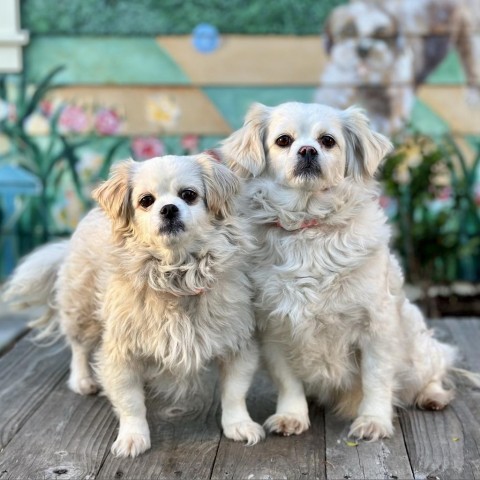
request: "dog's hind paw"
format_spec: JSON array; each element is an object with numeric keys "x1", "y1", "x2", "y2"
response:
[
  {"x1": 223, "y1": 420, "x2": 265, "y2": 445},
  {"x1": 416, "y1": 381, "x2": 454, "y2": 411},
  {"x1": 348, "y1": 415, "x2": 394, "y2": 441},
  {"x1": 111, "y1": 432, "x2": 151, "y2": 458},
  {"x1": 264, "y1": 412, "x2": 310, "y2": 436}
]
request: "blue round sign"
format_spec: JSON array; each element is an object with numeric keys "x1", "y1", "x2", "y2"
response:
[{"x1": 192, "y1": 23, "x2": 220, "y2": 54}]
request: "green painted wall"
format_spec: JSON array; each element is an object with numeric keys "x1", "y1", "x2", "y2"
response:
[
  {"x1": 22, "y1": 0, "x2": 347, "y2": 35},
  {"x1": 25, "y1": 37, "x2": 190, "y2": 84}
]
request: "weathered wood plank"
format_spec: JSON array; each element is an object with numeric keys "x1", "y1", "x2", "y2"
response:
[
  {"x1": 97, "y1": 368, "x2": 221, "y2": 480},
  {"x1": 325, "y1": 413, "x2": 414, "y2": 480},
  {"x1": 211, "y1": 371, "x2": 326, "y2": 480},
  {"x1": 400, "y1": 319, "x2": 480, "y2": 480},
  {"x1": 0, "y1": 377, "x2": 117, "y2": 480},
  {"x1": 0, "y1": 332, "x2": 70, "y2": 449}
]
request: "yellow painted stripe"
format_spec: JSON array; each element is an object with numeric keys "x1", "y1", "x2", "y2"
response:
[
  {"x1": 417, "y1": 85, "x2": 480, "y2": 135},
  {"x1": 157, "y1": 35, "x2": 326, "y2": 86}
]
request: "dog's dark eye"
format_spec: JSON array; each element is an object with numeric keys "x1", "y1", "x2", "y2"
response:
[
  {"x1": 139, "y1": 194, "x2": 155, "y2": 209},
  {"x1": 373, "y1": 26, "x2": 388, "y2": 39},
  {"x1": 275, "y1": 135, "x2": 293, "y2": 148},
  {"x1": 320, "y1": 135, "x2": 336, "y2": 149},
  {"x1": 179, "y1": 189, "x2": 198, "y2": 205}
]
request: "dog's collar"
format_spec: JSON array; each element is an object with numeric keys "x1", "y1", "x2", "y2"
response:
[{"x1": 268, "y1": 219, "x2": 320, "y2": 231}]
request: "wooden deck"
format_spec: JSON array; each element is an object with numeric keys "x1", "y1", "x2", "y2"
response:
[{"x1": 0, "y1": 318, "x2": 478, "y2": 480}]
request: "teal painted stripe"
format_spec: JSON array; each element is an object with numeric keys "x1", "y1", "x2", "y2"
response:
[
  {"x1": 204, "y1": 87, "x2": 317, "y2": 129},
  {"x1": 465, "y1": 135, "x2": 480, "y2": 153},
  {"x1": 25, "y1": 37, "x2": 191, "y2": 85},
  {"x1": 425, "y1": 51, "x2": 466, "y2": 85},
  {"x1": 410, "y1": 99, "x2": 450, "y2": 135}
]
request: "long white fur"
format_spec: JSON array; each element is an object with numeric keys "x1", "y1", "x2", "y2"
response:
[
  {"x1": 221, "y1": 102, "x2": 459, "y2": 441},
  {"x1": 3, "y1": 154, "x2": 265, "y2": 457}
]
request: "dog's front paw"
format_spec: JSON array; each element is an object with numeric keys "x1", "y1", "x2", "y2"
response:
[
  {"x1": 223, "y1": 420, "x2": 265, "y2": 445},
  {"x1": 111, "y1": 417, "x2": 151, "y2": 458},
  {"x1": 264, "y1": 412, "x2": 310, "y2": 436},
  {"x1": 68, "y1": 374, "x2": 99, "y2": 396},
  {"x1": 111, "y1": 431, "x2": 151, "y2": 458},
  {"x1": 348, "y1": 415, "x2": 394, "y2": 441}
]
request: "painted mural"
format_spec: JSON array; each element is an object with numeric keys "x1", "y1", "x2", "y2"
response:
[
  {"x1": 315, "y1": 0, "x2": 480, "y2": 134},
  {"x1": 1, "y1": 0, "x2": 480, "y2": 283}
]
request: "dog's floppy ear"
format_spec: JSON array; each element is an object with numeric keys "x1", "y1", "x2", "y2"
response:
[
  {"x1": 323, "y1": 12, "x2": 334, "y2": 55},
  {"x1": 220, "y1": 102, "x2": 270, "y2": 178},
  {"x1": 92, "y1": 159, "x2": 135, "y2": 229},
  {"x1": 197, "y1": 152, "x2": 241, "y2": 219},
  {"x1": 342, "y1": 107, "x2": 393, "y2": 180}
]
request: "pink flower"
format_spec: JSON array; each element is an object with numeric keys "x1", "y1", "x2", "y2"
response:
[
  {"x1": 379, "y1": 195, "x2": 390, "y2": 209},
  {"x1": 436, "y1": 186, "x2": 452, "y2": 201},
  {"x1": 474, "y1": 184, "x2": 480, "y2": 206},
  {"x1": 58, "y1": 105, "x2": 89, "y2": 133},
  {"x1": 181, "y1": 134, "x2": 199, "y2": 153},
  {"x1": 94, "y1": 108, "x2": 122, "y2": 136},
  {"x1": 131, "y1": 137, "x2": 165, "y2": 160},
  {"x1": 40, "y1": 100, "x2": 54, "y2": 118},
  {"x1": 8, "y1": 103, "x2": 17, "y2": 122}
]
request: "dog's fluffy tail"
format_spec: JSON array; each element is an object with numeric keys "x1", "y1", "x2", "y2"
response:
[
  {"x1": 451, "y1": 367, "x2": 480, "y2": 388},
  {"x1": 2, "y1": 241, "x2": 69, "y2": 340}
]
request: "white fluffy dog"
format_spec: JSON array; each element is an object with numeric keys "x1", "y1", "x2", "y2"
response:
[
  {"x1": 4, "y1": 153, "x2": 264, "y2": 457},
  {"x1": 221, "y1": 102, "x2": 458, "y2": 441}
]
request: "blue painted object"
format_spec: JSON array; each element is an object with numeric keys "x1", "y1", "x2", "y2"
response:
[
  {"x1": 192, "y1": 23, "x2": 220, "y2": 54},
  {"x1": 0, "y1": 165, "x2": 41, "y2": 277}
]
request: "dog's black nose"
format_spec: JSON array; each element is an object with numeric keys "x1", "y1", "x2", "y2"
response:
[
  {"x1": 298, "y1": 146, "x2": 318, "y2": 160},
  {"x1": 160, "y1": 204, "x2": 179, "y2": 219},
  {"x1": 357, "y1": 44, "x2": 370, "y2": 58}
]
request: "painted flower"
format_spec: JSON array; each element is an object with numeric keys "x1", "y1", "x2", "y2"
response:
[
  {"x1": 0, "y1": 98, "x2": 16, "y2": 123},
  {"x1": 58, "y1": 105, "x2": 89, "y2": 134},
  {"x1": 181, "y1": 134, "x2": 200, "y2": 154},
  {"x1": 23, "y1": 112, "x2": 51, "y2": 136},
  {"x1": 52, "y1": 189, "x2": 85, "y2": 231},
  {"x1": 0, "y1": 134, "x2": 10, "y2": 155},
  {"x1": 94, "y1": 108, "x2": 122, "y2": 136},
  {"x1": 40, "y1": 100, "x2": 54, "y2": 118},
  {"x1": 131, "y1": 137, "x2": 165, "y2": 160},
  {"x1": 379, "y1": 194, "x2": 398, "y2": 219},
  {"x1": 474, "y1": 184, "x2": 480, "y2": 206},
  {"x1": 146, "y1": 95, "x2": 181, "y2": 130},
  {"x1": 0, "y1": 99, "x2": 9, "y2": 121},
  {"x1": 76, "y1": 150, "x2": 104, "y2": 180},
  {"x1": 8, "y1": 103, "x2": 17, "y2": 122},
  {"x1": 436, "y1": 186, "x2": 452, "y2": 201},
  {"x1": 393, "y1": 162, "x2": 410, "y2": 184}
]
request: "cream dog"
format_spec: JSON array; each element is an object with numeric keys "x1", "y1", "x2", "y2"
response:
[
  {"x1": 221, "y1": 102, "x2": 458, "y2": 440},
  {"x1": 4, "y1": 154, "x2": 264, "y2": 457}
]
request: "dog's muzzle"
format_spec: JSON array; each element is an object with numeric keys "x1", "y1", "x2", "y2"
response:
[
  {"x1": 293, "y1": 146, "x2": 321, "y2": 179},
  {"x1": 159, "y1": 203, "x2": 185, "y2": 235}
]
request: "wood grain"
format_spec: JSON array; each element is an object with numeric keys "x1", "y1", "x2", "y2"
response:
[
  {"x1": 325, "y1": 413, "x2": 413, "y2": 480},
  {"x1": 211, "y1": 370, "x2": 326, "y2": 480},
  {"x1": 0, "y1": 320, "x2": 479, "y2": 479},
  {"x1": 0, "y1": 332, "x2": 70, "y2": 448},
  {"x1": 0, "y1": 378, "x2": 117, "y2": 480},
  {"x1": 399, "y1": 319, "x2": 480, "y2": 480},
  {"x1": 97, "y1": 368, "x2": 222, "y2": 480}
]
